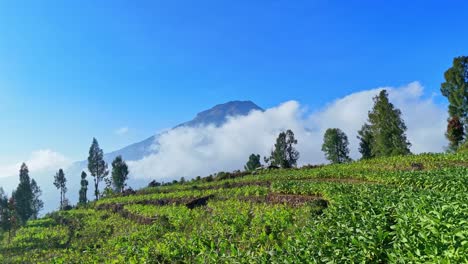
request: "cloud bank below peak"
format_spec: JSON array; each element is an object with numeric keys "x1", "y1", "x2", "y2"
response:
[
  {"x1": 129, "y1": 82, "x2": 448, "y2": 181},
  {"x1": 0, "y1": 149, "x2": 71, "y2": 179}
]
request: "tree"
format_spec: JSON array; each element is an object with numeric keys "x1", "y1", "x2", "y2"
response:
[
  {"x1": 79, "y1": 171, "x2": 89, "y2": 205},
  {"x1": 13, "y1": 163, "x2": 33, "y2": 224},
  {"x1": 1, "y1": 194, "x2": 17, "y2": 244},
  {"x1": 268, "y1": 130, "x2": 300, "y2": 168},
  {"x1": 441, "y1": 56, "x2": 468, "y2": 127},
  {"x1": 446, "y1": 116, "x2": 465, "y2": 151},
  {"x1": 359, "y1": 90, "x2": 411, "y2": 158},
  {"x1": 322, "y1": 128, "x2": 352, "y2": 164},
  {"x1": 30, "y1": 179, "x2": 43, "y2": 219},
  {"x1": 0, "y1": 188, "x2": 11, "y2": 234},
  {"x1": 111, "y1": 156, "x2": 129, "y2": 193},
  {"x1": 148, "y1": 180, "x2": 161, "y2": 187},
  {"x1": 357, "y1": 123, "x2": 374, "y2": 159},
  {"x1": 53, "y1": 169, "x2": 67, "y2": 210},
  {"x1": 244, "y1": 154, "x2": 261, "y2": 171},
  {"x1": 87, "y1": 138, "x2": 108, "y2": 200}
]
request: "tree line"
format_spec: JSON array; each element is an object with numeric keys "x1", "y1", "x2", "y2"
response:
[
  {"x1": 245, "y1": 56, "x2": 468, "y2": 170},
  {"x1": 0, "y1": 138, "x2": 131, "y2": 241},
  {"x1": 243, "y1": 88, "x2": 412, "y2": 171},
  {"x1": 141, "y1": 56, "x2": 468, "y2": 186},
  {"x1": 54, "y1": 138, "x2": 131, "y2": 210}
]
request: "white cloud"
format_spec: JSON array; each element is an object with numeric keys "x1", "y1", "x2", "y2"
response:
[
  {"x1": 128, "y1": 82, "x2": 448, "y2": 181},
  {"x1": 115, "y1": 127, "x2": 129, "y2": 136},
  {"x1": 0, "y1": 150, "x2": 71, "y2": 178}
]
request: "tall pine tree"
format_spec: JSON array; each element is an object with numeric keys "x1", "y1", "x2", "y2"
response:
[
  {"x1": 87, "y1": 138, "x2": 108, "y2": 200},
  {"x1": 53, "y1": 169, "x2": 67, "y2": 210},
  {"x1": 13, "y1": 163, "x2": 33, "y2": 224},
  {"x1": 79, "y1": 171, "x2": 89, "y2": 205},
  {"x1": 358, "y1": 90, "x2": 411, "y2": 158}
]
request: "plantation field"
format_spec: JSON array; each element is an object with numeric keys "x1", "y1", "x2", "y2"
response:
[{"x1": 0, "y1": 153, "x2": 467, "y2": 263}]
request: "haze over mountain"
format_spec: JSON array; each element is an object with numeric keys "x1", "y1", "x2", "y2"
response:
[{"x1": 1, "y1": 100, "x2": 263, "y2": 213}]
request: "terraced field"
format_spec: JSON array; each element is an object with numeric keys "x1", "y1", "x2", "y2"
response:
[{"x1": 1, "y1": 153, "x2": 467, "y2": 263}]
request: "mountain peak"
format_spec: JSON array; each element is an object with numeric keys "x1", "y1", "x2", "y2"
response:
[
  {"x1": 178, "y1": 100, "x2": 263, "y2": 128},
  {"x1": 104, "y1": 100, "x2": 263, "y2": 163}
]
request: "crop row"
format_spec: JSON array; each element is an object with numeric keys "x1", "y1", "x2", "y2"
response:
[
  {"x1": 135, "y1": 153, "x2": 468, "y2": 196},
  {"x1": 5, "y1": 178, "x2": 468, "y2": 263},
  {"x1": 95, "y1": 185, "x2": 269, "y2": 206},
  {"x1": 271, "y1": 180, "x2": 468, "y2": 262}
]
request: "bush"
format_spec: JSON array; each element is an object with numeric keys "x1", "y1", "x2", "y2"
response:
[
  {"x1": 148, "y1": 180, "x2": 161, "y2": 188},
  {"x1": 215, "y1": 170, "x2": 251, "y2": 181}
]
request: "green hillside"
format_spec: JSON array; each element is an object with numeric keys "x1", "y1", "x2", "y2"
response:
[{"x1": 1, "y1": 153, "x2": 467, "y2": 263}]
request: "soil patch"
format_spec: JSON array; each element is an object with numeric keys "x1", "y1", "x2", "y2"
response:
[
  {"x1": 186, "y1": 195, "x2": 215, "y2": 209},
  {"x1": 96, "y1": 195, "x2": 216, "y2": 224}
]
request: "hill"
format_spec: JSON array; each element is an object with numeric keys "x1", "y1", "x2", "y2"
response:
[{"x1": 1, "y1": 152, "x2": 467, "y2": 263}]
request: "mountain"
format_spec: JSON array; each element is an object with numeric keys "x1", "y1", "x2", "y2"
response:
[
  {"x1": 25, "y1": 100, "x2": 263, "y2": 214},
  {"x1": 103, "y1": 100, "x2": 263, "y2": 162},
  {"x1": 176, "y1": 100, "x2": 263, "y2": 128}
]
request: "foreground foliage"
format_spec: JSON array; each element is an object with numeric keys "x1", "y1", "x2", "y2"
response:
[{"x1": 0, "y1": 152, "x2": 467, "y2": 263}]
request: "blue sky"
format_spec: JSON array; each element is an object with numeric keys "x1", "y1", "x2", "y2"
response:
[{"x1": 1, "y1": 0, "x2": 467, "y2": 163}]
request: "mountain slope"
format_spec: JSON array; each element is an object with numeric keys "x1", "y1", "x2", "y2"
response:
[{"x1": 105, "y1": 100, "x2": 263, "y2": 162}]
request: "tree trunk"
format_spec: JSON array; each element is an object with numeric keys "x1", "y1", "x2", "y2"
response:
[
  {"x1": 60, "y1": 189, "x2": 63, "y2": 210},
  {"x1": 94, "y1": 178, "x2": 99, "y2": 200}
]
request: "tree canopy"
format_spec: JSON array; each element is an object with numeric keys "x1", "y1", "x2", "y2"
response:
[
  {"x1": 268, "y1": 130, "x2": 299, "y2": 168},
  {"x1": 358, "y1": 90, "x2": 411, "y2": 158},
  {"x1": 30, "y1": 179, "x2": 43, "y2": 219},
  {"x1": 441, "y1": 56, "x2": 468, "y2": 150},
  {"x1": 441, "y1": 56, "x2": 468, "y2": 125},
  {"x1": 244, "y1": 154, "x2": 261, "y2": 171},
  {"x1": 88, "y1": 138, "x2": 108, "y2": 200},
  {"x1": 111, "y1": 156, "x2": 129, "y2": 193},
  {"x1": 322, "y1": 128, "x2": 352, "y2": 164},
  {"x1": 53, "y1": 169, "x2": 67, "y2": 210}
]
